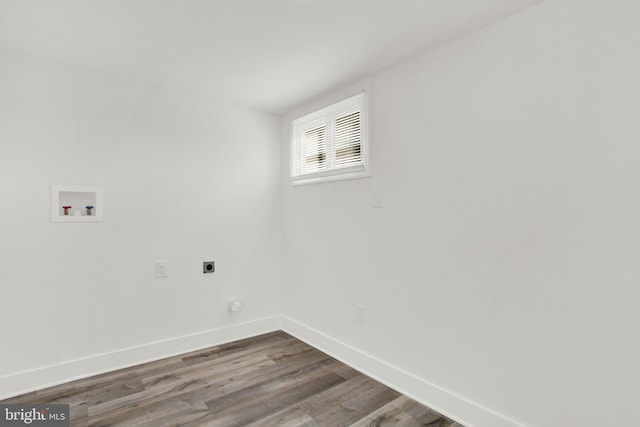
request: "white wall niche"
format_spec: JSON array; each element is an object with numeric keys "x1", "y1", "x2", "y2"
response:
[{"x1": 51, "y1": 185, "x2": 103, "y2": 222}]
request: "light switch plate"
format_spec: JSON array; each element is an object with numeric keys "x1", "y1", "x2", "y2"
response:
[
  {"x1": 155, "y1": 261, "x2": 168, "y2": 278},
  {"x1": 372, "y1": 191, "x2": 383, "y2": 208}
]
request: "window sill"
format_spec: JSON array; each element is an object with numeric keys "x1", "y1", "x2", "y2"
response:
[{"x1": 291, "y1": 167, "x2": 370, "y2": 186}]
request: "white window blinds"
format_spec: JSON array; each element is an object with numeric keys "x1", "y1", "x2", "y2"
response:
[
  {"x1": 302, "y1": 125, "x2": 327, "y2": 173},
  {"x1": 291, "y1": 93, "x2": 368, "y2": 184},
  {"x1": 335, "y1": 111, "x2": 362, "y2": 166}
]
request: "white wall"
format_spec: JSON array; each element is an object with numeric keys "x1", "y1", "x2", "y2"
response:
[
  {"x1": 0, "y1": 48, "x2": 283, "y2": 395},
  {"x1": 4, "y1": 1, "x2": 640, "y2": 425},
  {"x1": 282, "y1": 1, "x2": 640, "y2": 426}
]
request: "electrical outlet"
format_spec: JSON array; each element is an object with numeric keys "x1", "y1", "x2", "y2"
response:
[
  {"x1": 203, "y1": 261, "x2": 215, "y2": 274},
  {"x1": 155, "y1": 261, "x2": 168, "y2": 278},
  {"x1": 356, "y1": 304, "x2": 367, "y2": 324}
]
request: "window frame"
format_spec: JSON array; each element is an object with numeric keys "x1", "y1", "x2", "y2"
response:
[{"x1": 290, "y1": 92, "x2": 369, "y2": 185}]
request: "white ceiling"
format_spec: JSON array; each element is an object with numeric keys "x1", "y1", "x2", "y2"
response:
[{"x1": 0, "y1": 0, "x2": 542, "y2": 113}]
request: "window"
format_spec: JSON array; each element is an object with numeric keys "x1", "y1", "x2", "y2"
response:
[{"x1": 291, "y1": 93, "x2": 368, "y2": 184}]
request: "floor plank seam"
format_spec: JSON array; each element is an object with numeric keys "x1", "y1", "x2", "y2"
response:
[{"x1": 1, "y1": 331, "x2": 464, "y2": 427}]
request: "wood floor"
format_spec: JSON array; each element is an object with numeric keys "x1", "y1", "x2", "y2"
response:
[{"x1": 1, "y1": 331, "x2": 464, "y2": 427}]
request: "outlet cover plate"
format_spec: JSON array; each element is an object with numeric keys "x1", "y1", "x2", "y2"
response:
[{"x1": 203, "y1": 261, "x2": 215, "y2": 274}]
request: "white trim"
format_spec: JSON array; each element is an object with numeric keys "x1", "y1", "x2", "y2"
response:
[
  {"x1": 291, "y1": 166, "x2": 370, "y2": 186},
  {"x1": 0, "y1": 316, "x2": 281, "y2": 400},
  {"x1": 290, "y1": 92, "x2": 369, "y2": 184},
  {"x1": 281, "y1": 316, "x2": 526, "y2": 427},
  {"x1": 1, "y1": 316, "x2": 526, "y2": 427}
]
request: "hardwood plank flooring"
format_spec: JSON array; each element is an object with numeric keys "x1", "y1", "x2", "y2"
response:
[{"x1": 1, "y1": 331, "x2": 464, "y2": 427}]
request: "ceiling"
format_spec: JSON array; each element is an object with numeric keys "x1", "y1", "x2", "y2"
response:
[{"x1": 0, "y1": 0, "x2": 542, "y2": 113}]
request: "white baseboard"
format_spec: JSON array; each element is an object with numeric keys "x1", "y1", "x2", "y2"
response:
[
  {"x1": 0, "y1": 316, "x2": 281, "y2": 400},
  {"x1": 280, "y1": 316, "x2": 523, "y2": 427},
  {"x1": 2, "y1": 315, "x2": 523, "y2": 427}
]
